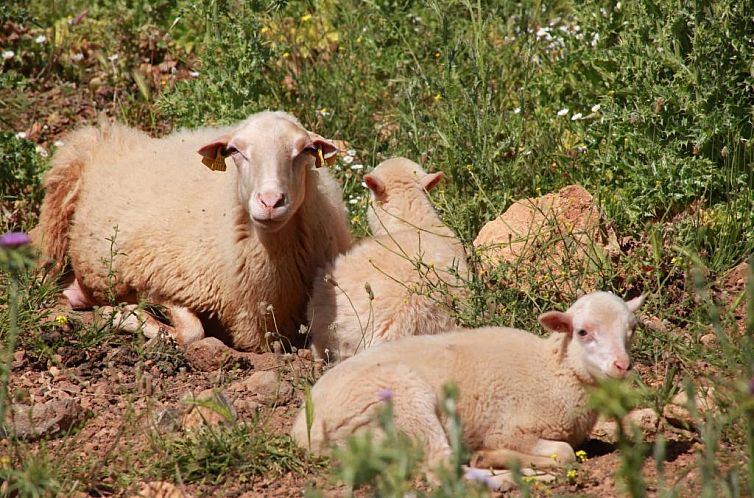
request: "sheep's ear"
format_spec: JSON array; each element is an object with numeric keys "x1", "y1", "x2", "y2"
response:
[
  {"x1": 538, "y1": 311, "x2": 573, "y2": 334},
  {"x1": 625, "y1": 294, "x2": 645, "y2": 313},
  {"x1": 308, "y1": 132, "x2": 338, "y2": 167},
  {"x1": 421, "y1": 171, "x2": 445, "y2": 191},
  {"x1": 198, "y1": 137, "x2": 233, "y2": 171},
  {"x1": 364, "y1": 173, "x2": 386, "y2": 196}
]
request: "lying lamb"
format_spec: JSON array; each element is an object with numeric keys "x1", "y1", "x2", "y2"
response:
[
  {"x1": 306, "y1": 157, "x2": 468, "y2": 361},
  {"x1": 292, "y1": 292, "x2": 644, "y2": 482},
  {"x1": 36, "y1": 111, "x2": 351, "y2": 351}
]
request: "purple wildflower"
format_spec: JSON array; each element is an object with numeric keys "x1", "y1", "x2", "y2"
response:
[
  {"x1": 0, "y1": 231, "x2": 31, "y2": 248},
  {"x1": 377, "y1": 388, "x2": 393, "y2": 402}
]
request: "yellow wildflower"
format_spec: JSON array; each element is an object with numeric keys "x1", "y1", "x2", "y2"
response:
[
  {"x1": 260, "y1": 26, "x2": 269, "y2": 34},
  {"x1": 434, "y1": 51, "x2": 441, "y2": 59},
  {"x1": 433, "y1": 94, "x2": 442, "y2": 102},
  {"x1": 282, "y1": 52, "x2": 290, "y2": 59},
  {"x1": 54, "y1": 314, "x2": 68, "y2": 326},
  {"x1": 301, "y1": 14, "x2": 312, "y2": 22},
  {"x1": 567, "y1": 469, "x2": 577, "y2": 480},
  {"x1": 575, "y1": 449, "x2": 588, "y2": 462},
  {"x1": 0, "y1": 455, "x2": 10, "y2": 467}
]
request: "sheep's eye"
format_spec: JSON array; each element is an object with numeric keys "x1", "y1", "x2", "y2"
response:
[{"x1": 577, "y1": 329, "x2": 588, "y2": 337}]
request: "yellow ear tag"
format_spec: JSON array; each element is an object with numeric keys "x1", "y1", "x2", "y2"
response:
[
  {"x1": 202, "y1": 148, "x2": 227, "y2": 172},
  {"x1": 317, "y1": 147, "x2": 326, "y2": 168}
]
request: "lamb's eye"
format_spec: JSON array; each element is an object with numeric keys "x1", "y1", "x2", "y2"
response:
[{"x1": 577, "y1": 329, "x2": 588, "y2": 337}]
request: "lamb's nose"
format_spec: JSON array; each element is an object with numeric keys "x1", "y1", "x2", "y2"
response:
[
  {"x1": 613, "y1": 359, "x2": 631, "y2": 375},
  {"x1": 257, "y1": 192, "x2": 285, "y2": 209}
]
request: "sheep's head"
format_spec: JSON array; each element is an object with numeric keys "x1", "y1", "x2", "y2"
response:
[
  {"x1": 198, "y1": 111, "x2": 337, "y2": 231},
  {"x1": 363, "y1": 157, "x2": 444, "y2": 234},
  {"x1": 538, "y1": 292, "x2": 644, "y2": 381}
]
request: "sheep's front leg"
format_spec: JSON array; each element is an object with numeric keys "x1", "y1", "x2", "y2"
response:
[
  {"x1": 471, "y1": 439, "x2": 576, "y2": 470},
  {"x1": 166, "y1": 305, "x2": 205, "y2": 345},
  {"x1": 94, "y1": 304, "x2": 204, "y2": 346},
  {"x1": 94, "y1": 305, "x2": 173, "y2": 340}
]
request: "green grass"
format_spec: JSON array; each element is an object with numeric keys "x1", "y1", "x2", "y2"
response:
[{"x1": 1, "y1": 0, "x2": 753, "y2": 495}]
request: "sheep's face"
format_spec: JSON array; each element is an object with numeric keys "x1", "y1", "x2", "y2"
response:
[
  {"x1": 539, "y1": 292, "x2": 644, "y2": 381},
  {"x1": 198, "y1": 112, "x2": 337, "y2": 231}
]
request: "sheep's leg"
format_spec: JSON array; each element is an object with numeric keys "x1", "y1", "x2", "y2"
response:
[
  {"x1": 471, "y1": 439, "x2": 576, "y2": 470},
  {"x1": 63, "y1": 277, "x2": 94, "y2": 309},
  {"x1": 94, "y1": 305, "x2": 173, "y2": 339},
  {"x1": 462, "y1": 466, "x2": 555, "y2": 491},
  {"x1": 166, "y1": 305, "x2": 205, "y2": 345}
]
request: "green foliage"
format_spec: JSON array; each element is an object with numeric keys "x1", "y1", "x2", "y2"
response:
[
  {"x1": 0, "y1": 134, "x2": 46, "y2": 231},
  {"x1": 152, "y1": 421, "x2": 318, "y2": 484}
]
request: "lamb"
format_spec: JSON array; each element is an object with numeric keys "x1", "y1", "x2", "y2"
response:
[
  {"x1": 292, "y1": 292, "x2": 644, "y2": 483},
  {"x1": 35, "y1": 111, "x2": 351, "y2": 351},
  {"x1": 306, "y1": 157, "x2": 468, "y2": 362}
]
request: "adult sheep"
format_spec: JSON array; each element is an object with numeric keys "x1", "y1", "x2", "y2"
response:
[
  {"x1": 292, "y1": 292, "x2": 644, "y2": 485},
  {"x1": 36, "y1": 111, "x2": 351, "y2": 351}
]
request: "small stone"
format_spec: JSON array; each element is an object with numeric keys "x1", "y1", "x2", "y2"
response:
[
  {"x1": 3, "y1": 399, "x2": 85, "y2": 440},
  {"x1": 149, "y1": 408, "x2": 182, "y2": 433},
  {"x1": 699, "y1": 334, "x2": 717, "y2": 347},
  {"x1": 228, "y1": 370, "x2": 293, "y2": 405},
  {"x1": 181, "y1": 389, "x2": 236, "y2": 431},
  {"x1": 129, "y1": 481, "x2": 193, "y2": 498},
  {"x1": 13, "y1": 350, "x2": 25, "y2": 366},
  {"x1": 185, "y1": 337, "x2": 232, "y2": 372},
  {"x1": 663, "y1": 387, "x2": 717, "y2": 429}
]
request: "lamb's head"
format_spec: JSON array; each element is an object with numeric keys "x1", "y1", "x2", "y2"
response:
[
  {"x1": 198, "y1": 111, "x2": 337, "y2": 231},
  {"x1": 538, "y1": 292, "x2": 644, "y2": 381},
  {"x1": 363, "y1": 157, "x2": 444, "y2": 234}
]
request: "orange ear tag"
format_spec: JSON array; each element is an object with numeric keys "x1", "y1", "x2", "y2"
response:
[{"x1": 202, "y1": 148, "x2": 227, "y2": 171}]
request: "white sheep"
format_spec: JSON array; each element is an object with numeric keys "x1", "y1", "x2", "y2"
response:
[
  {"x1": 306, "y1": 157, "x2": 468, "y2": 361},
  {"x1": 292, "y1": 292, "x2": 644, "y2": 483},
  {"x1": 36, "y1": 111, "x2": 351, "y2": 351}
]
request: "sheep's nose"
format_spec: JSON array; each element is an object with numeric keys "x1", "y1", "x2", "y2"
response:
[
  {"x1": 613, "y1": 359, "x2": 631, "y2": 374},
  {"x1": 257, "y1": 192, "x2": 286, "y2": 209}
]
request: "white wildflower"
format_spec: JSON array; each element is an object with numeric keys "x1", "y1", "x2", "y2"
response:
[
  {"x1": 350, "y1": 164, "x2": 364, "y2": 170},
  {"x1": 591, "y1": 32, "x2": 600, "y2": 47},
  {"x1": 513, "y1": 107, "x2": 521, "y2": 114},
  {"x1": 346, "y1": 149, "x2": 356, "y2": 157},
  {"x1": 54, "y1": 140, "x2": 65, "y2": 148},
  {"x1": 35, "y1": 145, "x2": 49, "y2": 158},
  {"x1": 348, "y1": 198, "x2": 359, "y2": 205},
  {"x1": 107, "y1": 54, "x2": 119, "y2": 62},
  {"x1": 2, "y1": 50, "x2": 15, "y2": 60},
  {"x1": 15, "y1": 131, "x2": 27, "y2": 139},
  {"x1": 35, "y1": 35, "x2": 47, "y2": 44},
  {"x1": 591, "y1": 104, "x2": 601, "y2": 113},
  {"x1": 189, "y1": 70, "x2": 200, "y2": 77},
  {"x1": 557, "y1": 108, "x2": 569, "y2": 117},
  {"x1": 71, "y1": 52, "x2": 84, "y2": 62},
  {"x1": 571, "y1": 113, "x2": 583, "y2": 121},
  {"x1": 343, "y1": 155, "x2": 354, "y2": 164}
]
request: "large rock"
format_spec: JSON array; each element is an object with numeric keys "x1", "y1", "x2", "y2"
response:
[
  {"x1": 663, "y1": 387, "x2": 717, "y2": 430},
  {"x1": 590, "y1": 408, "x2": 660, "y2": 444},
  {"x1": 3, "y1": 398, "x2": 85, "y2": 440},
  {"x1": 184, "y1": 337, "x2": 233, "y2": 371},
  {"x1": 474, "y1": 185, "x2": 618, "y2": 293}
]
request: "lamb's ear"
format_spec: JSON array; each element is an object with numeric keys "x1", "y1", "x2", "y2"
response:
[
  {"x1": 364, "y1": 173, "x2": 386, "y2": 197},
  {"x1": 421, "y1": 171, "x2": 445, "y2": 191},
  {"x1": 625, "y1": 294, "x2": 645, "y2": 313},
  {"x1": 308, "y1": 132, "x2": 338, "y2": 167},
  {"x1": 198, "y1": 136, "x2": 233, "y2": 171},
  {"x1": 538, "y1": 311, "x2": 573, "y2": 334}
]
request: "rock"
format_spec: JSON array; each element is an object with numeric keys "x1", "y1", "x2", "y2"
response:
[
  {"x1": 228, "y1": 370, "x2": 293, "y2": 405},
  {"x1": 129, "y1": 481, "x2": 193, "y2": 498},
  {"x1": 3, "y1": 398, "x2": 85, "y2": 440},
  {"x1": 184, "y1": 337, "x2": 233, "y2": 371},
  {"x1": 699, "y1": 333, "x2": 717, "y2": 347},
  {"x1": 181, "y1": 389, "x2": 236, "y2": 431},
  {"x1": 590, "y1": 408, "x2": 659, "y2": 444},
  {"x1": 663, "y1": 387, "x2": 717, "y2": 429},
  {"x1": 149, "y1": 408, "x2": 182, "y2": 433},
  {"x1": 473, "y1": 185, "x2": 618, "y2": 293}
]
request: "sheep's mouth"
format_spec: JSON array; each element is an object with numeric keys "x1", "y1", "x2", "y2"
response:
[{"x1": 250, "y1": 214, "x2": 289, "y2": 231}]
